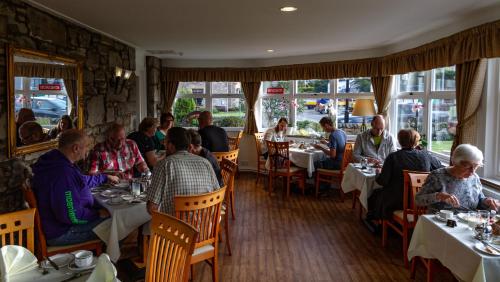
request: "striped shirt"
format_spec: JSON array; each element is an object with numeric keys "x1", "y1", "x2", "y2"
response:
[{"x1": 146, "y1": 150, "x2": 220, "y2": 215}]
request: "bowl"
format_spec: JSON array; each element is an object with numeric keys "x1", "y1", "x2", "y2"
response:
[{"x1": 74, "y1": 250, "x2": 93, "y2": 268}]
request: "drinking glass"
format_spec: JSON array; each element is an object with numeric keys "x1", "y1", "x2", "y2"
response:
[
  {"x1": 131, "y1": 181, "x2": 141, "y2": 197},
  {"x1": 478, "y1": 210, "x2": 490, "y2": 224},
  {"x1": 467, "y1": 211, "x2": 480, "y2": 230}
]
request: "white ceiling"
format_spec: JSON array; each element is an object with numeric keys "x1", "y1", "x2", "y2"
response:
[{"x1": 28, "y1": 0, "x2": 500, "y2": 65}]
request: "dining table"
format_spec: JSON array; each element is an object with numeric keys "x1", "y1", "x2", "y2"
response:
[
  {"x1": 341, "y1": 163, "x2": 382, "y2": 210},
  {"x1": 288, "y1": 146, "x2": 326, "y2": 178},
  {"x1": 408, "y1": 214, "x2": 500, "y2": 282},
  {"x1": 92, "y1": 184, "x2": 151, "y2": 262}
]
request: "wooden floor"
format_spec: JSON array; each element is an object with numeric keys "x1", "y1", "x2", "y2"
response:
[{"x1": 118, "y1": 172, "x2": 455, "y2": 282}]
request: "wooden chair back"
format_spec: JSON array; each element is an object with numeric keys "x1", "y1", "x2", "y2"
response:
[
  {"x1": 0, "y1": 208, "x2": 36, "y2": 253},
  {"x1": 403, "y1": 170, "x2": 430, "y2": 222},
  {"x1": 22, "y1": 187, "x2": 48, "y2": 258},
  {"x1": 266, "y1": 141, "x2": 291, "y2": 172},
  {"x1": 220, "y1": 158, "x2": 238, "y2": 195},
  {"x1": 212, "y1": 149, "x2": 239, "y2": 164},
  {"x1": 228, "y1": 131, "x2": 244, "y2": 150},
  {"x1": 145, "y1": 211, "x2": 198, "y2": 282},
  {"x1": 174, "y1": 187, "x2": 226, "y2": 248},
  {"x1": 253, "y1": 133, "x2": 265, "y2": 156},
  {"x1": 341, "y1": 142, "x2": 355, "y2": 172}
]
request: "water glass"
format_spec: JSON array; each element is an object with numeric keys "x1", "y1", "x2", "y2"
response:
[
  {"x1": 467, "y1": 211, "x2": 480, "y2": 229},
  {"x1": 478, "y1": 210, "x2": 490, "y2": 224},
  {"x1": 131, "y1": 181, "x2": 141, "y2": 197}
]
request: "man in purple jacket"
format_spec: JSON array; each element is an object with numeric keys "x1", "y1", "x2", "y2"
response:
[{"x1": 32, "y1": 129, "x2": 119, "y2": 246}]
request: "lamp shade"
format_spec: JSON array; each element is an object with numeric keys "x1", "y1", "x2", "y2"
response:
[{"x1": 352, "y1": 99, "x2": 376, "y2": 117}]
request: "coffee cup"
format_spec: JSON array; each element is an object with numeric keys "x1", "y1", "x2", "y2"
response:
[
  {"x1": 439, "y1": 210, "x2": 453, "y2": 220},
  {"x1": 74, "y1": 250, "x2": 93, "y2": 268}
]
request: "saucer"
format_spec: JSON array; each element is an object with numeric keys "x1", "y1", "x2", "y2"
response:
[
  {"x1": 67, "y1": 256, "x2": 98, "y2": 271},
  {"x1": 41, "y1": 253, "x2": 74, "y2": 269}
]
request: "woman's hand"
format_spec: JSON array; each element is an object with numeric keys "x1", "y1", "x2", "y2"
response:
[
  {"x1": 106, "y1": 174, "x2": 120, "y2": 184},
  {"x1": 436, "y1": 192, "x2": 460, "y2": 207},
  {"x1": 483, "y1": 197, "x2": 499, "y2": 211}
]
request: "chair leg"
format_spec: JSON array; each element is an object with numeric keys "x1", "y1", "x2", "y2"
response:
[
  {"x1": 268, "y1": 173, "x2": 273, "y2": 195},
  {"x1": 351, "y1": 191, "x2": 357, "y2": 209},
  {"x1": 382, "y1": 220, "x2": 387, "y2": 247},
  {"x1": 143, "y1": 235, "x2": 149, "y2": 264},
  {"x1": 230, "y1": 189, "x2": 236, "y2": 220},
  {"x1": 410, "y1": 258, "x2": 417, "y2": 279},
  {"x1": 212, "y1": 256, "x2": 218, "y2": 282},
  {"x1": 315, "y1": 173, "x2": 320, "y2": 198},
  {"x1": 224, "y1": 213, "x2": 232, "y2": 256},
  {"x1": 358, "y1": 200, "x2": 363, "y2": 220},
  {"x1": 427, "y1": 259, "x2": 434, "y2": 282},
  {"x1": 285, "y1": 177, "x2": 290, "y2": 199},
  {"x1": 256, "y1": 163, "x2": 260, "y2": 184}
]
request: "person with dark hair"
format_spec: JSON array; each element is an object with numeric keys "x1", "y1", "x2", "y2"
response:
[
  {"x1": 262, "y1": 117, "x2": 290, "y2": 158},
  {"x1": 89, "y1": 123, "x2": 148, "y2": 179},
  {"x1": 186, "y1": 129, "x2": 223, "y2": 186},
  {"x1": 16, "y1": 108, "x2": 36, "y2": 146},
  {"x1": 128, "y1": 117, "x2": 164, "y2": 172},
  {"x1": 314, "y1": 117, "x2": 347, "y2": 170},
  {"x1": 366, "y1": 129, "x2": 443, "y2": 221},
  {"x1": 353, "y1": 115, "x2": 397, "y2": 164},
  {"x1": 146, "y1": 127, "x2": 220, "y2": 215},
  {"x1": 48, "y1": 115, "x2": 74, "y2": 139},
  {"x1": 19, "y1": 121, "x2": 47, "y2": 145},
  {"x1": 32, "y1": 129, "x2": 119, "y2": 246},
  {"x1": 154, "y1": 112, "x2": 174, "y2": 150},
  {"x1": 198, "y1": 111, "x2": 229, "y2": 152}
]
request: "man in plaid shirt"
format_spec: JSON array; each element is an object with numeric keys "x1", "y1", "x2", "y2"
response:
[
  {"x1": 146, "y1": 127, "x2": 220, "y2": 215},
  {"x1": 88, "y1": 123, "x2": 149, "y2": 179}
]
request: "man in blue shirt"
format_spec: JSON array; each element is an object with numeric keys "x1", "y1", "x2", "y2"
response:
[{"x1": 314, "y1": 117, "x2": 347, "y2": 170}]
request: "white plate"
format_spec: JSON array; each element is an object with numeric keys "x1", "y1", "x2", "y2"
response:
[
  {"x1": 113, "y1": 182, "x2": 129, "y2": 189},
  {"x1": 491, "y1": 236, "x2": 500, "y2": 246},
  {"x1": 474, "y1": 242, "x2": 500, "y2": 256},
  {"x1": 456, "y1": 213, "x2": 468, "y2": 222},
  {"x1": 434, "y1": 214, "x2": 449, "y2": 222},
  {"x1": 41, "y1": 253, "x2": 74, "y2": 269},
  {"x1": 107, "y1": 198, "x2": 124, "y2": 205},
  {"x1": 121, "y1": 195, "x2": 134, "y2": 201},
  {"x1": 100, "y1": 190, "x2": 116, "y2": 198},
  {"x1": 67, "y1": 256, "x2": 98, "y2": 271}
]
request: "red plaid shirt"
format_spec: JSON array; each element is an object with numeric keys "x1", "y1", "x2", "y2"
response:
[{"x1": 88, "y1": 139, "x2": 145, "y2": 179}]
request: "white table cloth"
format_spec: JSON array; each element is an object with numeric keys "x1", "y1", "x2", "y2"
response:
[
  {"x1": 408, "y1": 215, "x2": 500, "y2": 282},
  {"x1": 289, "y1": 147, "x2": 326, "y2": 177},
  {"x1": 93, "y1": 188, "x2": 151, "y2": 262},
  {"x1": 341, "y1": 164, "x2": 381, "y2": 210}
]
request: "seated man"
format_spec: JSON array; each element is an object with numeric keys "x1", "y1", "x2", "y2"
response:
[
  {"x1": 127, "y1": 117, "x2": 164, "y2": 174},
  {"x1": 32, "y1": 129, "x2": 119, "y2": 246},
  {"x1": 314, "y1": 117, "x2": 347, "y2": 170},
  {"x1": 19, "y1": 121, "x2": 47, "y2": 145},
  {"x1": 186, "y1": 129, "x2": 223, "y2": 186},
  {"x1": 146, "y1": 127, "x2": 220, "y2": 215},
  {"x1": 198, "y1": 111, "x2": 229, "y2": 152},
  {"x1": 89, "y1": 123, "x2": 149, "y2": 179},
  {"x1": 353, "y1": 115, "x2": 397, "y2": 164}
]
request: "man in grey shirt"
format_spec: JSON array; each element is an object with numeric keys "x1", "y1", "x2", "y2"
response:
[{"x1": 353, "y1": 115, "x2": 397, "y2": 164}]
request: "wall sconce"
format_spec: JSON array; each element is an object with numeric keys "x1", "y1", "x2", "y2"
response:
[{"x1": 111, "y1": 66, "x2": 134, "y2": 94}]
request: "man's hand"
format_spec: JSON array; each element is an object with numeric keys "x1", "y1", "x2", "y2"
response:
[
  {"x1": 98, "y1": 208, "x2": 110, "y2": 218},
  {"x1": 437, "y1": 192, "x2": 460, "y2": 207},
  {"x1": 484, "y1": 197, "x2": 499, "y2": 211},
  {"x1": 106, "y1": 174, "x2": 120, "y2": 184},
  {"x1": 367, "y1": 157, "x2": 381, "y2": 165},
  {"x1": 147, "y1": 201, "x2": 159, "y2": 215},
  {"x1": 320, "y1": 138, "x2": 328, "y2": 144}
]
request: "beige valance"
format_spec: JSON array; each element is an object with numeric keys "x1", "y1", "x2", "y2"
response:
[
  {"x1": 164, "y1": 19, "x2": 500, "y2": 82},
  {"x1": 14, "y1": 62, "x2": 77, "y2": 80}
]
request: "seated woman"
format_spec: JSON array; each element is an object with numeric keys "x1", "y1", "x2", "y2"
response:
[
  {"x1": 367, "y1": 129, "x2": 443, "y2": 220},
  {"x1": 415, "y1": 144, "x2": 498, "y2": 212},
  {"x1": 153, "y1": 112, "x2": 174, "y2": 150},
  {"x1": 262, "y1": 117, "x2": 289, "y2": 159},
  {"x1": 48, "y1": 115, "x2": 74, "y2": 139}
]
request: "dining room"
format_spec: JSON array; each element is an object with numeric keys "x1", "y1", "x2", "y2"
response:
[{"x1": 1, "y1": 0, "x2": 500, "y2": 281}]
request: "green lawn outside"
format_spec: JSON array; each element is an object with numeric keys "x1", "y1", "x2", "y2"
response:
[
  {"x1": 213, "y1": 111, "x2": 245, "y2": 117},
  {"x1": 430, "y1": 140, "x2": 453, "y2": 154}
]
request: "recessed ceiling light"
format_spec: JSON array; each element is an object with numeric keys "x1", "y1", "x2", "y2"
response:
[
  {"x1": 267, "y1": 49, "x2": 275, "y2": 53},
  {"x1": 280, "y1": 6, "x2": 297, "y2": 12}
]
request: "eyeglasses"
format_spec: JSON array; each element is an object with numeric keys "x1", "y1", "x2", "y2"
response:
[{"x1": 458, "y1": 162, "x2": 483, "y2": 171}]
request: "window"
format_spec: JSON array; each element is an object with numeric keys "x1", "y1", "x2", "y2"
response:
[
  {"x1": 258, "y1": 78, "x2": 374, "y2": 136},
  {"x1": 393, "y1": 67, "x2": 456, "y2": 157},
  {"x1": 173, "y1": 82, "x2": 245, "y2": 128}
]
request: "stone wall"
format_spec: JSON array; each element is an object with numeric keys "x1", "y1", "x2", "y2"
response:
[
  {"x1": 0, "y1": 0, "x2": 138, "y2": 161},
  {"x1": 146, "y1": 56, "x2": 161, "y2": 117}
]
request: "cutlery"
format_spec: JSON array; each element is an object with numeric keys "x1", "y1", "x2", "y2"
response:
[
  {"x1": 45, "y1": 256, "x2": 59, "y2": 270},
  {"x1": 480, "y1": 240, "x2": 500, "y2": 254}
]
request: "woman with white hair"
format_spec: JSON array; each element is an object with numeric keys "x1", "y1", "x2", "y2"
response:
[{"x1": 415, "y1": 144, "x2": 499, "y2": 211}]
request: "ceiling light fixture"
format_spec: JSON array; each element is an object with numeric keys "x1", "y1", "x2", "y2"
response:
[
  {"x1": 267, "y1": 49, "x2": 275, "y2": 53},
  {"x1": 280, "y1": 6, "x2": 297, "y2": 12}
]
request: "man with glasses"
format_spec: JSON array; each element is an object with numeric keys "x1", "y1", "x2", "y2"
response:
[{"x1": 353, "y1": 115, "x2": 397, "y2": 164}]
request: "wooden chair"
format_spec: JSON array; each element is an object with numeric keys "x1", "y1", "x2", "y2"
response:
[
  {"x1": 174, "y1": 187, "x2": 226, "y2": 282},
  {"x1": 212, "y1": 149, "x2": 239, "y2": 219},
  {"x1": 382, "y1": 170, "x2": 429, "y2": 268},
  {"x1": 228, "y1": 130, "x2": 243, "y2": 150},
  {"x1": 0, "y1": 208, "x2": 36, "y2": 253},
  {"x1": 22, "y1": 186, "x2": 103, "y2": 261},
  {"x1": 266, "y1": 141, "x2": 306, "y2": 199},
  {"x1": 145, "y1": 211, "x2": 198, "y2": 282},
  {"x1": 314, "y1": 142, "x2": 355, "y2": 200},
  {"x1": 253, "y1": 133, "x2": 267, "y2": 184},
  {"x1": 219, "y1": 158, "x2": 238, "y2": 255}
]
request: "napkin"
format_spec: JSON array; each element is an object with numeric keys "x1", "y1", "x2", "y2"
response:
[
  {"x1": 0, "y1": 245, "x2": 38, "y2": 281},
  {"x1": 86, "y1": 254, "x2": 118, "y2": 282}
]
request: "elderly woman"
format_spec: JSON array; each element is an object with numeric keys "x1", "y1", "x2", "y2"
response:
[
  {"x1": 367, "y1": 129, "x2": 443, "y2": 220},
  {"x1": 262, "y1": 117, "x2": 290, "y2": 158},
  {"x1": 415, "y1": 144, "x2": 499, "y2": 211},
  {"x1": 48, "y1": 115, "x2": 74, "y2": 139}
]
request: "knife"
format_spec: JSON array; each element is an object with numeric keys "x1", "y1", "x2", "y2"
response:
[
  {"x1": 481, "y1": 240, "x2": 500, "y2": 254},
  {"x1": 44, "y1": 256, "x2": 59, "y2": 270}
]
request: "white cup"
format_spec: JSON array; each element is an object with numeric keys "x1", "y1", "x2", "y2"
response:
[
  {"x1": 74, "y1": 250, "x2": 93, "y2": 268},
  {"x1": 439, "y1": 210, "x2": 453, "y2": 220}
]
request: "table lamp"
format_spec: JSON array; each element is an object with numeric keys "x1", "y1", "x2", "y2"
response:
[{"x1": 352, "y1": 99, "x2": 376, "y2": 132}]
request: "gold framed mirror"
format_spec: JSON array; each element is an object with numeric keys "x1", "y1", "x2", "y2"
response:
[{"x1": 7, "y1": 45, "x2": 84, "y2": 157}]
